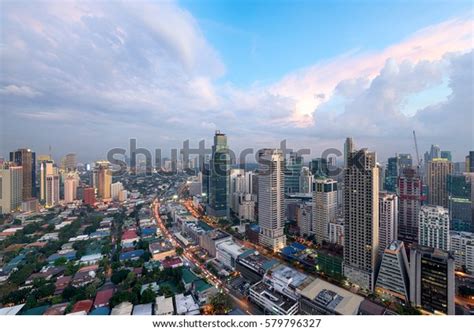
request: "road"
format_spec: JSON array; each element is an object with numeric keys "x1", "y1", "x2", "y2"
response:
[{"x1": 152, "y1": 198, "x2": 260, "y2": 315}]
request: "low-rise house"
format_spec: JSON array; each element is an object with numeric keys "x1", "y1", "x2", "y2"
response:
[
  {"x1": 154, "y1": 296, "x2": 174, "y2": 315},
  {"x1": 47, "y1": 251, "x2": 76, "y2": 264},
  {"x1": 122, "y1": 229, "x2": 139, "y2": 248},
  {"x1": 54, "y1": 276, "x2": 72, "y2": 295},
  {"x1": 119, "y1": 249, "x2": 144, "y2": 262},
  {"x1": 111, "y1": 302, "x2": 133, "y2": 315},
  {"x1": 182, "y1": 268, "x2": 199, "y2": 291},
  {"x1": 80, "y1": 253, "x2": 103, "y2": 265},
  {"x1": 192, "y1": 279, "x2": 218, "y2": 304},
  {"x1": 161, "y1": 256, "x2": 183, "y2": 269},
  {"x1": 149, "y1": 239, "x2": 175, "y2": 261},
  {"x1": 175, "y1": 293, "x2": 200, "y2": 315},
  {"x1": 132, "y1": 303, "x2": 153, "y2": 315},
  {"x1": 141, "y1": 282, "x2": 160, "y2": 295},
  {"x1": 71, "y1": 299, "x2": 93, "y2": 314},
  {"x1": 94, "y1": 288, "x2": 115, "y2": 308},
  {"x1": 44, "y1": 303, "x2": 68, "y2": 315},
  {"x1": 71, "y1": 265, "x2": 98, "y2": 287},
  {"x1": 25, "y1": 266, "x2": 65, "y2": 285}
]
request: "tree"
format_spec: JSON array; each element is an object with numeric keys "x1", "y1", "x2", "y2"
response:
[
  {"x1": 54, "y1": 257, "x2": 68, "y2": 266},
  {"x1": 159, "y1": 285, "x2": 173, "y2": 297},
  {"x1": 175, "y1": 247, "x2": 184, "y2": 256},
  {"x1": 209, "y1": 292, "x2": 232, "y2": 315},
  {"x1": 111, "y1": 269, "x2": 130, "y2": 285},
  {"x1": 140, "y1": 288, "x2": 156, "y2": 304}
]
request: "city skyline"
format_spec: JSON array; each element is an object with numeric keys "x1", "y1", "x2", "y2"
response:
[{"x1": 1, "y1": 1, "x2": 473, "y2": 161}]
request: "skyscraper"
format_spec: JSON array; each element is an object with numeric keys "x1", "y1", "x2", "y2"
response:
[
  {"x1": 409, "y1": 244, "x2": 455, "y2": 315},
  {"x1": 466, "y1": 151, "x2": 474, "y2": 173},
  {"x1": 378, "y1": 192, "x2": 398, "y2": 255},
  {"x1": 430, "y1": 144, "x2": 441, "y2": 160},
  {"x1": 258, "y1": 149, "x2": 286, "y2": 252},
  {"x1": 384, "y1": 156, "x2": 398, "y2": 192},
  {"x1": 10, "y1": 148, "x2": 36, "y2": 199},
  {"x1": 40, "y1": 160, "x2": 55, "y2": 202},
  {"x1": 397, "y1": 167, "x2": 423, "y2": 245},
  {"x1": 95, "y1": 161, "x2": 112, "y2": 199},
  {"x1": 284, "y1": 152, "x2": 303, "y2": 193},
  {"x1": 375, "y1": 240, "x2": 410, "y2": 303},
  {"x1": 64, "y1": 173, "x2": 79, "y2": 203},
  {"x1": 309, "y1": 158, "x2": 328, "y2": 179},
  {"x1": 45, "y1": 174, "x2": 60, "y2": 207},
  {"x1": 343, "y1": 147, "x2": 380, "y2": 291},
  {"x1": 0, "y1": 163, "x2": 23, "y2": 214},
  {"x1": 64, "y1": 153, "x2": 77, "y2": 171},
  {"x1": 447, "y1": 173, "x2": 472, "y2": 232},
  {"x1": 427, "y1": 158, "x2": 453, "y2": 208},
  {"x1": 419, "y1": 205, "x2": 450, "y2": 251},
  {"x1": 208, "y1": 131, "x2": 230, "y2": 218},
  {"x1": 313, "y1": 178, "x2": 337, "y2": 244},
  {"x1": 343, "y1": 137, "x2": 353, "y2": 169},
  {"x1": 299, "y1": 166, "x2": 313, "y2": 194},
  {"x1": 440, "y1": 151, "x2": 452, "y2": 162},
  {"x1": 398, "y1": 153, "x2": 413, "y2": 171}
]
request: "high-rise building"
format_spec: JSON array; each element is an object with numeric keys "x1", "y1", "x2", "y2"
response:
[
  {"x1": 64, "y1": 173, "x2": 79, "y2": 203},
  {"x1": 313, "y1": 178, "x2": 337, "y2": 244},
  {"x1": 95, "y1": 161, "x2": 112, "y2": 199},
  {"x1": 309, "y1": 158, "x2": 328, "y2": 179},
  {"x1": 427, "y1": 158, "x2": 453, "y2": 208},
  {"x1": 375, "y1": 240, "x2": 410, "y2": 303},
  {"x1": 447, "y1": 173, "x2": 472, "y2": 232},
  {"x1": 64, "y1": 153, "x2": 77, "y2": 171},
  {"x1": 440, "y1": 151, "x2": 452, "y2": 162},
  {"x1": 83, "y1": 187, "x2": 96, "y2": 206},
  {"x1": 244, "y1": 171, "x2": 254, "y2": 194},
  {"x1": 111, "y1": 181, "x2": 124, "y2": 200},
  {"x1": 10, "y1": 148, "x2": 36, "y2": 199},
  {"x1": 378, "y1": 192, "x2": 398, "y2": 255},
  {"x1": 397, "y1": 167, "x2": 423, "y2": 245},
  {"x1": 258, "y1": 149, "x2": 286, "y2": 252},
  {"x1": 409, "y1": 245, "x2": 455, "y2": 315},
  {"x1": 45, "y1": 174, "x2": 60, "y2": 207},
  {"x1": 466, "y1": 151, "x2": 474, "y2": 173},
  {"x1": 40, "y1": 160, "x2": 55, "y2": 202},
  {"x1": 430, "y1": 144, "x2": 441, "y2": 160},
  {"x1": 449, "y1": 231, "x2": 474, "y2": 273},
  {"x1": 343, "y1": 137, "x2": 353, "y2": 169},
  {"x1": 398, "y1": 154, "x2": 413, "y2": 171},
  {"x1": 284, "y1": 152, "x2": 303, "y2": 193},
  {"x1": 384, "y1": 156, "x2": 398, "y2": 192},
  {"x1": 208, "y1": 131, "x2": 230, "y2": 218},
  {"x1": 296, "y1": 203, "x2": 313, "y2": 236},
  {"x1": 343, "y1": 147, "x2": 380, "y2": 291},
  {"x1": 299, "y1": 166, "x2": 313, "y2": 194},
  {"x1": 0, "y1": 163, "x2": 23, "y2": 214},
  {"x1": 230, "y1": 169, "x2": 245, "y2": 195},
  {"x1": 419, "y1": 205, "x2": 450, "y2": 251}
]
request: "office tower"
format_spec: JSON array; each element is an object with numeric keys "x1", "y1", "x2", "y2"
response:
[
  {"x1": 258, "y1": 149, "x2": 286, "y2": 252},
  {"x1": 64, "y1": 173, "x2": 79, "y2": 203},
  {"x1": 466, "y1": 151, "x2": 474, "y2": 173},
  {"x1": 230, "y1": 169, "x2": 245, "y2": 194},
  {"x1": 95, "y1": 161, "x2": 112, "y2": 199},
  {"x1": 201, "y1": 164, "x2": 210, "y2": 204},
  {"x1": 343, "y1": 147, "x2": 380, "y2": 291},
  {"x1": 427, "y1": 158, "x2": 453, "y2": 208},
  {"x1": 398, "y1": 154, "x2": 413, "y2": 171},
  {"x1": 384, "y1": 156, "x2": 398, "y2": 192},
  {"x1": 40, "y1": 160, "x2": 55, "y2": 202},
  {"x1": 397, "y1": 167, "x2": 423, "y2": 244},
  {"x1": 328, "y1": 218, "x2": 344, "y2": 246},
  {"x1": 430, "y1": 144, "x2": 441, "y2": 160},
  {"x1": 299, "y1": 166, "x2": 313, "y2": 194},
  {"x1": 297, "y1": 203, "x2": 313, "y2": 236},
  {"x1": 313, "y1": 178, "x2": 337, "y2": 244},
  {"x1": 419, "y1": 205, "x2": 450, "y2": 250},
  {"x1": 208, "y1": 131, "x2": 230, "y2": 218},
  {"x1": 409, "y1": 245, "x2": 455, "y2": 315},
  {"x1": 45, "y1": 174, "x2": 60, "y2": 207},
  {"x1": 10, "y1": 148, "x2": 36, "y2": 199},
  {"x1": 111, "y1": 181, "x2": 124, "y2": 200},
  {"x1": 309, "y1": 158, "x2": 328, "y2": 179},
  {"x1": 83, "y1": 187, "x2": 96, "y2": 206},
  {"x1": 450, "y1": 231, "x2": 474, "y2": 273},
  {"x1": 64, "y1": 153, "x2": 77, "y2": 171},
  {"x1": 244, "y1": 171, "x2": 254, "y2": 194},
  {"x1": 0, "y1": 163, "x2": 23, "y2": 214},
  {"x1": 440, "y1": 151, "x2": 452, "y2": 162},
  {"x1": 378, "y1": 192, "x2": 398, "y2": 255},
  {"x1": 284, "y1": 152, "x2": 303, "y2": 193},
  {"x1": 375, "y1": 240, "x2": 410, "y2": 303},
  {"x1": 447, "y1": 174, "x2": 472, "y2": 232},
  {"x1": 343, "y1": 137, "x2": 353, "y2": 169}
]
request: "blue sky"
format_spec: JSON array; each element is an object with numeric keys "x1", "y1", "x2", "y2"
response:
[
  {"x1": 0, "y1": 0, "x2": 472, "y2": 162},
  {"x1": 179, "y1": 0, "x2": 472, "y2": 85}
]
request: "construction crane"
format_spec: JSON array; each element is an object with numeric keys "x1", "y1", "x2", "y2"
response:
[{"x1": 413, "y1": 130, "x2": 422, "y2": 169}]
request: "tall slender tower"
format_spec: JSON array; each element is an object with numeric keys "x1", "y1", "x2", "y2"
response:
[
  {"x1": 208, "y1": 131, "x2": 230, "y2": 219},
  {"x1": 258, "y1": 149, "x2": 286, "y2": 252},
  {"x1": 313, "y1": 178, "x2": 337, "y2": 244},
  {"x1": 397, "y1": 167, "x2": 423, "y2": 244},
  {"x1": 0, "y1": 163, "x2": 23, "y2": 214},
  {"x1": 378, "y1": 192, "x2": 398, "y2": 256},
  {"x1": 343, "y1": 147, "x2": 380, "y2": 291},
  {"x1": 427, "y1": 158, "x2": 453, "y2": 208},
  {"x1": 95, "y1": 161, "x2": 112, "y2": 199},
  {"x1": 10, "y1": 148, "x2": 36, "y2": 199}
]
